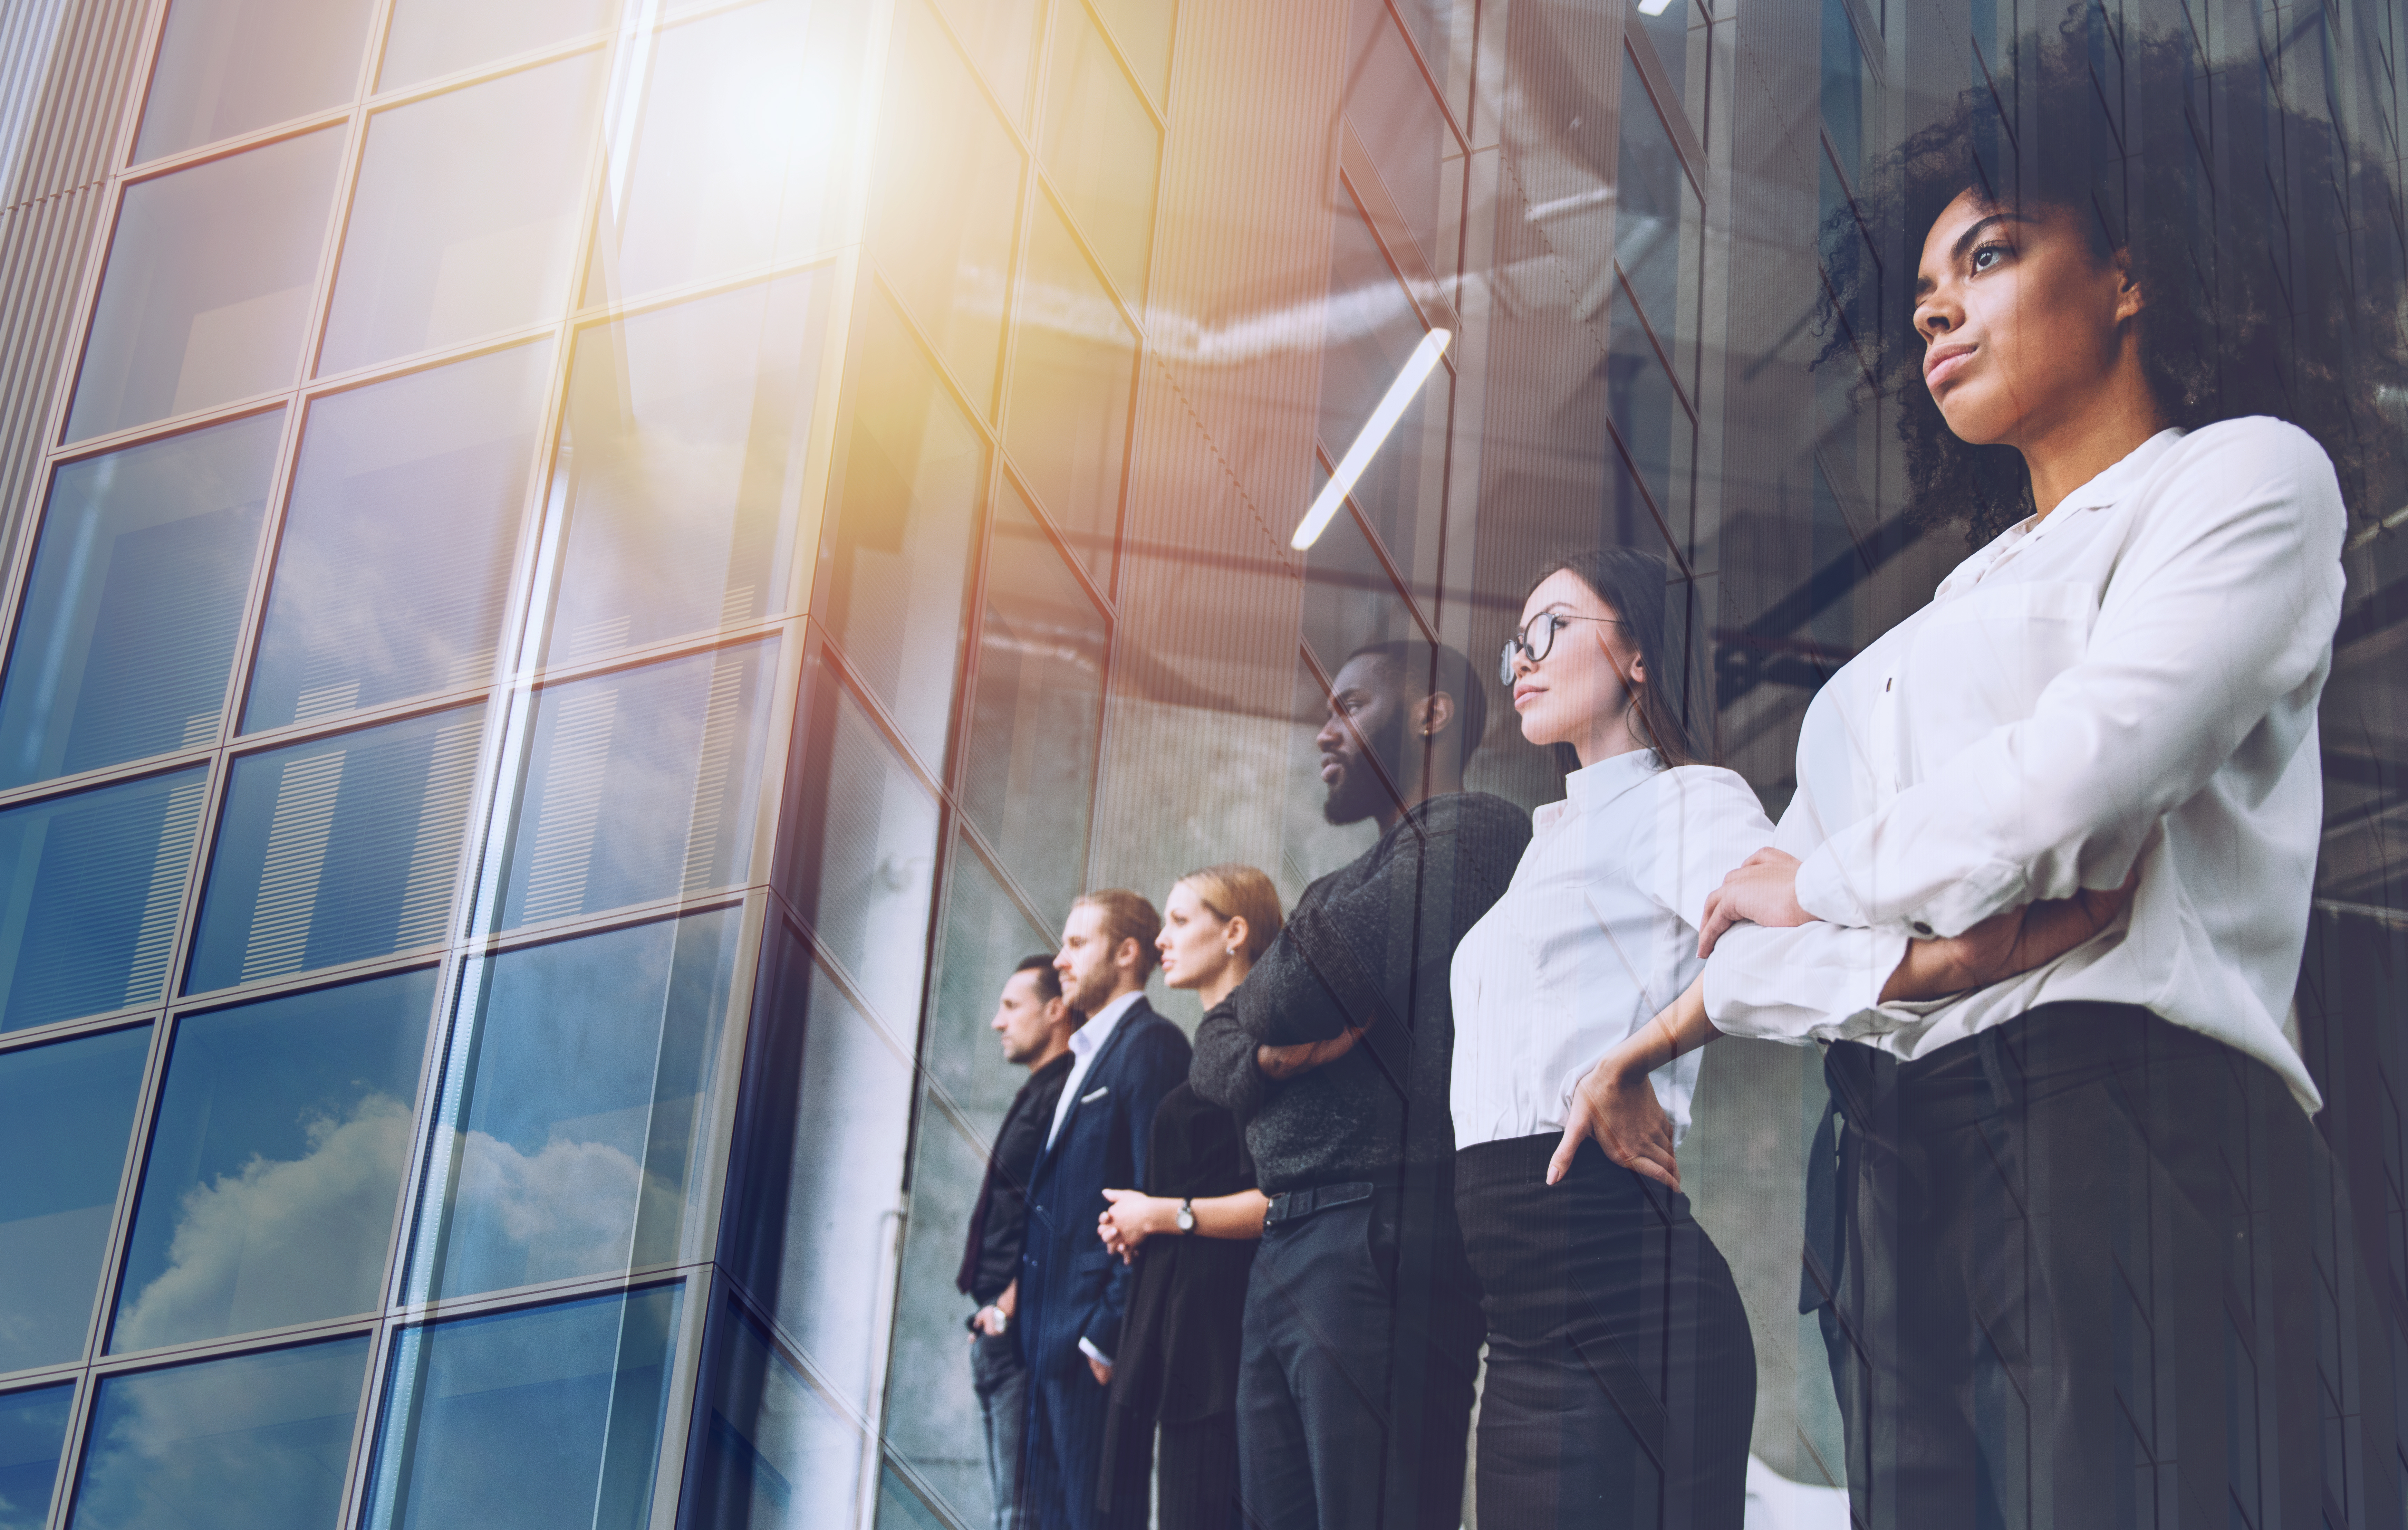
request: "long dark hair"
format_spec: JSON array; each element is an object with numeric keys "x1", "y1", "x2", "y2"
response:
[
  {"x1": 1820, "y1": 11, "x2": 2408, "y2": 542},
  {"x1": 1526, "y1": 548, "x2": 1701, "y2": 768}
]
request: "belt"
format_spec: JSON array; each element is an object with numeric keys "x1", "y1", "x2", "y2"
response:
[{"x1": 1263, "y1": 1180, "x2": 1381, "y2": 1225}]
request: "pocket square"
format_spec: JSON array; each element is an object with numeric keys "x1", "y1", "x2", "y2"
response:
[{"x1": 1080, "y1": 1086, "x2": 1109, "y2": 1104}]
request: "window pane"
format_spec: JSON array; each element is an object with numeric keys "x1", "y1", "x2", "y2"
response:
[
  {"x1": 541, "y1": 276, "x2": 826, "y2": 667},
  {"x1": 583, "y1": 1, "x2": 858, "y2": 304},
  {"x1": 959, "y1": 487, "x2": 1104, "y2": 923},
  {"x1": 0, "y1": 413, "x2": 279, "y2": 788},
  {"x1": 0, "y1": 773, "x2": 205, "y2": 1033},
  {"x1": 363, "y1": 1286, "x2": 680, "y2": 1530},
  {"x1": 1299, "y1": 486, "x2": 1429, "y2": 699},
  {"x1": 0, "y1": 1384, "x2": 71, "y2": 1530},
  {"x1": 1343, "y1": 1, "x2": 1448, "y2": 266},
  {"x1": 65, "y1": 1338, "x2": 366, "y2": 1530},
  {"x1": 928, "y1": 0, "x2": 1042, "y2": 126},
  {"x1": 1090, "y1": 0, "x2": 1175, "y2": 104},
  {"x1": 1037, "y1": 1, "x2": 1157, "y2": 304},
  {"x1": 377, "y1": 0, "x2": 617, "y2": 91},
  {"x1": 134, "y1": 0, "x2": 374, "y2": 162},
  {"x1": 1319, "y1": 201, "x2": 1448, "y2": 603},
  {"x1": 320, "y1": 55, "x2": 607, "y2": 376},
  {"x1": 870, "y1": 0, "x2": 1022, "y2": 416},
  {"x1": 1616, "y1": 50, "x2": 1694, "y2": 394},
  {"x1": 487, "y1": 643, "x2": 778, "y2": 932},
  {"x1": 0, "y1": 1027, "x2": 148, "y2": 1373},
  {"x1": 66, "y1": 131, "x2": 339, "y2": 442},
  {"x1": 682, "y1": 1302, "x2": 864, "y2": 1529},
  {"x1": 1004, "y1": 201, "x2": 1134, "y2": 593},
  {"x1": 406, "y1": 910, "x2": 739, "y2": 1302},
  {"x1": 244, "y1": 344, "x2": 552, "y2": 733},
  {"x1": 184, "y1": 705, "x2": 483, "y2": 994},
  {"x1": 109, "y1": 969, "x2": 436, "y2": 1354},
  {"x1": 820, "y1": 294, "x2": 983, "y2": 766},
  {"x1": 1606, "y1": 284, "x2": 1693, "y2": 546}
]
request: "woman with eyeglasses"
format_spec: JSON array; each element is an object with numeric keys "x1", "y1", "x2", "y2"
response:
[{"x1": 1445, "y1": 548, "x2": 1772, "y2": 1527}]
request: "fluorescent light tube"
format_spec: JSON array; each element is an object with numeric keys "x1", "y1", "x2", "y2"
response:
[{"x1": 1291, "y1": 326, "x2": 1453, "y2": 550}]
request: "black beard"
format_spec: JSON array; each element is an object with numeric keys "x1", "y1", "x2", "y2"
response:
[{"x1": 1322, "y1": 708, "x2": 1408, "y2": 826}]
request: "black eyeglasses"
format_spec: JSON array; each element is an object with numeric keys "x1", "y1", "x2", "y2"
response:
[{"x1": 1500, "y1": 612, "x2": 1623, "y2": 683}]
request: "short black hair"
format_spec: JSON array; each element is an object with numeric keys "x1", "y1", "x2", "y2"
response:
[
  {"x1": 1820, "y1": 8, "x2": 2408, "y2": 543},
  {"x1": 1012, "y1": 954, "x2": 1061, "y2": 1002},
  {"x1": 1341, "y1": 639, "x2": 1490, "y2": 772}
]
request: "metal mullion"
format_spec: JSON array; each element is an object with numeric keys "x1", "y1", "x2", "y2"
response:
[
  {"x1": 1067, "y1": 0, "x2": 1169, "y2": 135},
  {"x1": 199, "y1": 388, "x2": 311, "y2": 773},
  {"x1": 0, "y1": 746, "x2": 215, "y2": 813},
  {"x1": 110, "y1": 0, "x2": 179, "y2": 176},
  {"x1": 461, "y1": 888, "x2": 754, "y2": 963},
  {"x1": 330, "y1": 1313, "x2": 395, "y2": 1530},
  {"x1": 569, "y1": 248, "x2": 844, "y2": 329},
  {"x1": 296, "y1": 314, "x2": 576, "y2": 403},
  {"x1": 994, "y1": 455, "x2": 1118, "y2": 622},
  {"x1": 82, "y1": 1312, "x2": 381, "y2": 1377},
  {"x1": 42, "y1": 1360, "x2": 96, "y2": 1530},
  {"x1": 115, "y1": 105, "x2": 357, "y2": 184},
  {"x1": 388, "y1": 1260, "x2": 716, "y2": 1329},
  {"x1": 642, "y1": 1246, "x2": 719, "y2": 1529},
  {"x1": 0, "y1": 1005, "x2": 152, "y2": 1059},
  {"x1": 1612, "y1": 260, "x2": 1699, "y2": 423},
  {"x1": 810, "y1": 620, "x2": 953, "y2": 805},
  {"x1": 1306, "y1": 437, "x2": 1444, "y2": 649},
  {"x1": 0, "y1": 1358, "x2": 88, "y2": 1394},
  {"x1": 1377, "y1": 0, "x2": 1473, "y2": 156},
  {"x1": 503, "y1": 613, "x2": 796, "y2": 699},
  {"x1": 360, "y1": 32, "x2": 615, "y2": 116},
  {"x1": 678, "y1": 893, "x2": 774, "y2": 1328},
  {"x1": 32, "y1": 390, "x2": 296, "y2": 466},
  {"x1": 168, "y1": 940, "x2": 455, "y2": 1017},
  {"x1": 1024, "y1": 168, "x2": 1151, "y2": 344}
]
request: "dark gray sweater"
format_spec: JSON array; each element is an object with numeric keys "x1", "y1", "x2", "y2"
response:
[{"x1": 1190, "y1": 791, "x2": 1530, "y2": 1193}]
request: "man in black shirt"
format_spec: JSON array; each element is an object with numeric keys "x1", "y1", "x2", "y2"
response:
[
  {"x1": 1192, "y1": 640, "x2": 1529, "y2": 1530},
  {"x1": 960, "y1": 956, "x2": 1078, "y2": 1530}
]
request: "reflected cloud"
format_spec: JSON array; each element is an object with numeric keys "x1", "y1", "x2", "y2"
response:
[{"x1": 444, "y1": 1126, "x2": 686, "y2": 1286}]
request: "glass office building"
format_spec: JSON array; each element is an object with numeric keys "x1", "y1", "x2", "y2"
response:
[{"x1": 0, "y1": 0, "x2": 2397, "y2": 1525}]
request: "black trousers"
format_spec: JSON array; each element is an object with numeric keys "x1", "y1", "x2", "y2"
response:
[
  {"x1": 1157, "y1": 1414, "x2": 1242, "y2": 1530},
  {"x1": 1456, "y1": 1134, "x2": 1756, "y2": 1529},
  {"x1": 1235, "y1": 1180, "x2": 1484, "y2": 1530},
  {"x1": 1823, "y1": 1002, "x2": 2392, "y2": 1529}
]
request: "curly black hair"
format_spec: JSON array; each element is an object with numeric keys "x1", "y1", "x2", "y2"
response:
[{"x1": 1818, "y1": 10, "x2": 2408, "y2": 543}]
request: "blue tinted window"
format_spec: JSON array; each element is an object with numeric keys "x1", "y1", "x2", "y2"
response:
[
  {"x1": 0, "y1": 1384, "x2": 72, "y2": 1530},
  {"x1": 364, "y1": 1285, "x2": 681, "y2": 1530},
  {"x1": 0, "y1": 1027, "x2": 148, "y2": 1373},
  {"x1": 185, "y1": 705, "x2": 483, "y2": 994},
  {"x1": 110, "y1": 970, "x2": 437, "y2": 1354},
  {"x1": 244, "y1": 344, "x2": 553, "y2": 733},
  {"x1": 486, "y1": 642, "x2": 776, "y2": 933},
  {"x1": 682, "y1": 1303, "x2": 863, "y2": 1529},
  {"x1": 0, "y1": 770, "x2": 205, "y2": 1033},
  {"x1": 0, "y1": 414, "x2": 279, "y2": 790},
  {"x1": 66, "y1": 1338, "x2": 366, "y2": 1530},
  {"x1": 406, "y1": 910, "x2": 740, "y2": 1302}
]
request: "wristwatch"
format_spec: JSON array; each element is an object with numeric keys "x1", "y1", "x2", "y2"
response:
[{"x1": 1175, "y1": 1198, "x2": 1196, "y2": 1233}]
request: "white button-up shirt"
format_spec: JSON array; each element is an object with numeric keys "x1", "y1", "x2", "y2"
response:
[
  {"x1": 1048, "y1": 988, "x2": 1142, "y2": 1150},
  {"x1": 1451, "y1": 750, "x2": 1775, "y2": 1150},
  {"x1": 1705, "y1": 419, "x2": 2345, "y2": 1113}
]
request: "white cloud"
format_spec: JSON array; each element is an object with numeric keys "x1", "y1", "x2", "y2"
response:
[{"x1": 436, "y1": 1126, "x2": 688, "y2": 1291}]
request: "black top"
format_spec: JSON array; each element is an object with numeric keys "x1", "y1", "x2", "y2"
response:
[
  {"x1": 958, "y1": 1051, "x2": 1075, "y2": 1305},
  {"x1": 1190, "y1": 792, "x2": 1529, "y2": 1193}
]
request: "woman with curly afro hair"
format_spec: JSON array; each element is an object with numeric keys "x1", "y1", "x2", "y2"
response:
[{"x1": 1562, "y1": 11, "x2": 2408, "y2": 1527}]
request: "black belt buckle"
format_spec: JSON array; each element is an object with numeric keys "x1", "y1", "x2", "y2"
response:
[{"x1": 1265, "y1": 1180, "x2": 1376, "y2": 1225}]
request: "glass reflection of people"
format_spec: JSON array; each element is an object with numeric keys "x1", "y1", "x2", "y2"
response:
[
  {"x1": 961, "y1": 957, "x2": 1079, "y2": 1530},
  {"x1": 1093, "y1": 865, "x2": 1280, "y2": 1530},
  {"x1": 1191, "y1": 641, "x2": 1529, "y2": 1530},
  {"x1": 1559, "y1": 29, "x2": 2408, "y2": 1530},
  {"x1": 1449, "y1": 550, "x2": 1772, "y2": 1527},
  {"x1": 1019, "y1": 892, "x2": 1192, "y2": 1530}
]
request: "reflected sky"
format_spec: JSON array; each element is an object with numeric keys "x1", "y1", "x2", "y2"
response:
[
  {"x1": 111, "y1": 970, "x2": 436, "y2": 1353},
  {"x1": 67, "y1": 1338, "x2": 365, "y2": 1530},
  {"x1": 0, "y1": 1384, "x2": 71, "y2": 1530},
  {"x1": 685, "y1": 1303, "x2": 865, "y2": 1529},
  {"x1": 0, "y1": 1026, "x2": 149, "y2": 1374}
]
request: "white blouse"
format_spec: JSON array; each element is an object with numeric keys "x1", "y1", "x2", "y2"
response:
[
  {"x1": 1705, "y1": 419, "x2": 2346, "y2": 1114},
  {"x1": 1450, "y1": 751, "x2": 1775, "y2": 1151}
]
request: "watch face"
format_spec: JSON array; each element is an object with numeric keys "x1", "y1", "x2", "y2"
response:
[{"x1": 1176, "y1": 1202, "x2": 1195, "y2": 1231}]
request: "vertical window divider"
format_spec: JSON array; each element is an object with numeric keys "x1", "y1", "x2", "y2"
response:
[{"x1": 642, "y1": 1268, "x2": 717, "y2": 1530}]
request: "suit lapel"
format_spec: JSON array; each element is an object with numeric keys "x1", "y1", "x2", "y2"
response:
[{"x1": 1034, "y1": 996, "x2": 1149, "y2": 1177}]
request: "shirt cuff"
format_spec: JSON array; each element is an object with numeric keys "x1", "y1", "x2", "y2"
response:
[
  {"x1": 1703, "y1": 922, "x2": 1912, "y2": 1041},
  {"x1": 1078, "y1": 1336, "x2": 1114, "y2": 1368}
]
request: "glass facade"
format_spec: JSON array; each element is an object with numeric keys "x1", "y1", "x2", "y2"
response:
[{"x1": 0, "y1": 0, "x2": 2396, "y2": 1525}]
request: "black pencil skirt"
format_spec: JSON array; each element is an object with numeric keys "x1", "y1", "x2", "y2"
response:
[{"x1": 1456, "y1": 1132, "x2": 1756, "y2": 1529}]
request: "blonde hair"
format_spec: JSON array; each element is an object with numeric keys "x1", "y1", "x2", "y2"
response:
[
  {"x1": 1072, "y1": 889, "x2": 1163, "y2": 977},
  {"x1": 1175, "y1": 863, "x2": 1284, "y2": 964}
]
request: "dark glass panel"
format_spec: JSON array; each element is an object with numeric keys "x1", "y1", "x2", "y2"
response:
[
  {"x1": 134, "y1": 0, "x2": 374, "y2": 162},
  {"x1": 184, "y1": 705, "x2": 483, "y2": 994},
  {"x1": 1037, "y1": 1, "x2": 1157, "y2": 304},
  {"x1": 1343, "y1": 0, "x2": 1448, "y2": 265},
  {"x1": 819, "y1": 293, "x2": 984, "y2": 766},
  {"x1": 1605, "y1": 281, "x2": 1692, "y2": 545},
  {"x1": 681, "y1": 1301, "x2": 868, "y2": 1529},
  {"x1": 1634, "y1": 0, "x2": 1696, "y2": 126},
  {"x1": 542, "y1": 275, "x2": 826, "y2": 666},
  {"x1": 959, "y1": 486, "x2": 1105, "y2": 924},
  {"x1": 870, "y1": 0, "x2": 1022, "y2": 415},
  {"x1": 1003, "y1": 201, "x2": 1135, "y2": 593},
  {"x1": 0, "y1": 413, "x2": 279, "y2": 787},
  {"x1": 0, "y1": 1384, "x2": 71, "y2": 1530},
  {"x1": 66, "y1": 133, "x2": 341, "y2": 441},
  {"x1": 109, "y1": 969, "x2": 436, "y2": 1353},
  {"x1": 363, "y1": 1286, "x2": 681, "y2": 1530},
  {"x1": 244, "y1": 343, "x2": 553, "y2": 733},
  {"x1": 406, "y1": 910, "x2": 740, "y2": 1301},
  {"x1": 0, "y1": 773, "x2": 206, "y2": 1032},
  {"x1": 65, "y1": 1339, "x2": 366, "y2": 1530},
  {"x1": 378, "y1": 0, "x2": 617, "y2": 88},
  {"x1": 487, "y1": 643, "x2": 777, "y2": 931},
  {"x1": 0, "y1": 1027, "x2": 147, "y2": 1374},
  {"x1": 1615, "y1": 50, "x2": 1695, "y2": 395},
  {"x1": 320, "y1": 55, "x2": 607, "y2": 375}
]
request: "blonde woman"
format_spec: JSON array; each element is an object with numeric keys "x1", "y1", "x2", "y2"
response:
[{"x1": 1094, "y1": 865, "x2": 1279, "y2": 1530}]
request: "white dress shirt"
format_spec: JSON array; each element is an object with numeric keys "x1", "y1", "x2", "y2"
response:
[
  {"x1": 1705, "y1": 419, "x2": 2344, "y2": 1113},
  {"x1": 1451, "y1": 750, "x2": 1775, "y2": 1150},
  {"x1": 1049, "y1": 987, "x2": 1142, "y2": 1150}
]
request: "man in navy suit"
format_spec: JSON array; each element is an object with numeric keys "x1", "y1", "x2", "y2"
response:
[{"x1": 1019, "y1": 888, "x2": 1193, "y2": 1530}]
